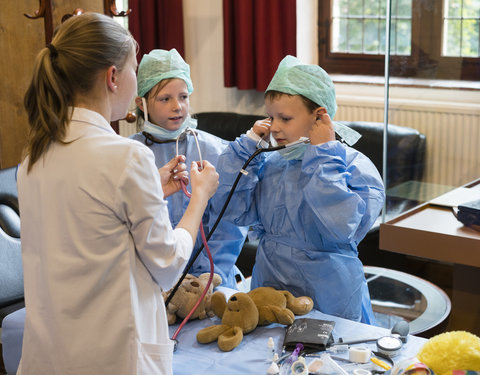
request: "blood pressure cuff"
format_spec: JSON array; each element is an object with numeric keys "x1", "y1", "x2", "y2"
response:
[
  {"x1": 283, "y1": 318, "x2": 335, "y2": 353},
  {"x1": 457, "y1": 199, "x2": 480, "y2": 226}
]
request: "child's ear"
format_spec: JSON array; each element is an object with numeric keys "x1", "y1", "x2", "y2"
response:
[
  {"x1": 135, "y1": 96, "x2": 144, "y2": 111},
  {"x1": 314, "y1": 107, "x2": 328, "y2": 120}
]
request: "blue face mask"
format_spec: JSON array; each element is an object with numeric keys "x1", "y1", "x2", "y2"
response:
[
  {"x1": 143, "y1": 118, "x2": 194, "y2": 140},
  {"x1": 270, "y1": 135, "x2": 309, "y2": 161},
  {"x1": 277, "y1": 143, "x2": 309, "y2": 160}
]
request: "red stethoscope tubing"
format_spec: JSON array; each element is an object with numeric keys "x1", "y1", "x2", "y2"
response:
[{"x1": 170, "y1": 180, "x2": 214, "y2": 341}]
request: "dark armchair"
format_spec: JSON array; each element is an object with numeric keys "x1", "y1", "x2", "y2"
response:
[{"x1": 0, "y1": 166, "x2": 24, "y2": 373}]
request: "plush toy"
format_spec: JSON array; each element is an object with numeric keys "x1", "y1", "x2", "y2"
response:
[
  {"x1": 248, "y1": 287, "x2": 314, "y2": 325},
  {"x1": 415, "y1": 331, "x2": 480, "y2": 375},
  {"x1": 197, "y1": 287, "x2": 314, "y2": 351},
  {"x1": 163, "y1": 272, "x2": 222, "y2": 325}
]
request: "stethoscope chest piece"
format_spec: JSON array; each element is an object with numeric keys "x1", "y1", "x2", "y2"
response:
[{"x1": 376, "y1": 335, "x2": 403, "y2": 357}]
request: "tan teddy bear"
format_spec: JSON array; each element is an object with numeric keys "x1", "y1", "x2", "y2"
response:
[
  {"x1": 197, "y1": 287, "x2": 314, "y2": 351},
  {"x1": 163, "y1": 272, "x2": 222, "y2": 325}
]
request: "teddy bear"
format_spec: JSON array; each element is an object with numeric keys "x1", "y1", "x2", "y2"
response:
[
  {"x1": 163, "y1": 272, "x2": 222, "y2": 325},
  {"x1": 197, "y1": 287, "x2": 314, "y2": 351}
]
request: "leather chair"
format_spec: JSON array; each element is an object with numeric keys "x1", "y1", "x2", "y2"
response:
[
  {"x1": 192, "y1": 112, "x2": 427, "y2": 277},
  {"x1": 0, "y1": 166, "x2": 24, "y2": 373}
]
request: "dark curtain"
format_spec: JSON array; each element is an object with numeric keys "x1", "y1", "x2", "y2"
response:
[
  {"x1": 129, "y1": 0, "x2": 185, "y2": 62},
  {"x1": 223, "y1": 0, "x2": 296, "y2": 91}
]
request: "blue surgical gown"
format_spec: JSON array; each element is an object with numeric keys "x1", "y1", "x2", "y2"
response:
[
  {"x1": 213, "y1": 135, "x2": 385, "y2": 323},
  {"x1": 130, "y1": 123, "x2": 248, "y2": 289}
]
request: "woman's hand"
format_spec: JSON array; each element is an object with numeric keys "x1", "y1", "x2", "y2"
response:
[
  {"x1": 158, "y1": 155, "x2": 188, "y2": 198},
  {"x1": 309, "y1": 113, "x2": 336, "y2": 145},
  {"x1": 190, "y1": 160, "x2": 219, "y2": 201}
]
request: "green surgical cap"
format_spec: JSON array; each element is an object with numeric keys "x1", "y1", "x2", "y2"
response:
[
  {"x1": 266, "y1": 55, "x2": 337, "y2": 119},
  {"x1": 137, "y1": 48, "x2": 193, "y2": 98}
]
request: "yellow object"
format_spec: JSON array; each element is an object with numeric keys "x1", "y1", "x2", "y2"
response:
[
  {"x1": 417, "y1": 331, "x2": 480, "y2": 375},
  {"x1": 371, "y1": 357, "x2": 391, "y2": 370}
]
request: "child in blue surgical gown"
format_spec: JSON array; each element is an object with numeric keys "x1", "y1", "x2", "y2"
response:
[
  {"x1": 130, "y1": 49, "x2": 247, "y2": 288},
  {"x1": 213, "y1": 56, "x2": 385, "y2": 323}
]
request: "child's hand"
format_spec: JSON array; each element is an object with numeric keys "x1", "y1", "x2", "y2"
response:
[
  {"x1": 190, "y1": 160, "x2": 219, "y2": 200},
  {"x1": 158, "y1": 155, "x2": 188, "y2": 198},
  {"x1": 309, "y1": 113, "x2": 336, "y2": 145},
  {"x1": 252, "y1": 118, "x2": 271, "y2": 139}
]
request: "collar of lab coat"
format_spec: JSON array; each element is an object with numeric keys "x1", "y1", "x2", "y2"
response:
[{"x1": 64, "y1": 107, "x2": 116, "y2": 142}]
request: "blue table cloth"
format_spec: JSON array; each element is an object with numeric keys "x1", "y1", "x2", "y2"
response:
[{"x1": 2, "y1": 288, "x2": 427, "y2": 374}]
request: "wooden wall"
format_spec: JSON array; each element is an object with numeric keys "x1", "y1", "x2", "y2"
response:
[{"x1": 0, "y1": 1, "x2": 103, "y2": 169}]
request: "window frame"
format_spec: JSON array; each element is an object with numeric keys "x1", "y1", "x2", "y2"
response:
[{"x1": 318, "y1": 0, "x2": 479, "y2": 81}]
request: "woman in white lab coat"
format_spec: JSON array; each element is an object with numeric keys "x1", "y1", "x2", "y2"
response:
[{"x1": 17, "y1": 12, "x2": 218, "y2": 375}]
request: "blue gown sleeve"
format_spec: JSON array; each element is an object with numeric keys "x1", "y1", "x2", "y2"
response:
[
  {"x1": 301, "y1": 141, "x2": 385, "y2": 244},
  {"x1": 212, "y1": 135, "x2": 267, "y2": 227},
  {"x1": 203, "y1": 203, "x2": 249, "y2": 288}
]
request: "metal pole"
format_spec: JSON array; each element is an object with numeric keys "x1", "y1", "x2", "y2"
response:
[{"x1": 382, "y1": 0, "x2": 392, "y2": 223}]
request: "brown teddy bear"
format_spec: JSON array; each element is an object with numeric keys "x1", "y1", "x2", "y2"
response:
[
  {"x1": 163, "y1": 272, "x2": 222, "y2": 325},
  {"x1": 197, "y1": 287, "x2": 314, "y2": 351}
]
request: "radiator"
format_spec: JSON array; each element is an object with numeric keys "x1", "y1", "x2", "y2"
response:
[{"x1": 336, "y1": 96, "x2": 480, "y2": 187}]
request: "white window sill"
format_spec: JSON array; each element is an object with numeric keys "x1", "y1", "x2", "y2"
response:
[{"x1": 331, "y1": 74, "x2": 480, "y2": 91}]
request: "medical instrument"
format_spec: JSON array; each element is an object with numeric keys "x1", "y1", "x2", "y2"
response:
[
  {"x1": 311, "y1": 353, "x2": 349, "y2": 375},
  {"x1": 279, "y1": 343, "x2": 304, "y2": 375},
  {"x1": 349, "y1": 347, "x2": 371, "y2": 363},
  {"x1": 371, "y1": 357, "x2": 392, "y2": 370},
  {"x1": 290, "y1": 357, "x2": 308, "y2": 375},
  {"x1": 165, "y1": 138, "x2": 295, "y2": 307},
  {"x1": 353, "y1": 370, "x2": 372, "y2": 375},
  {"x1": 267, "y1": 361, "x2": 280, "y2": 375},
  {"x1": 333, "y1": 320, "x2": 409, "y2": 346},
  {"x1": 376, "y1": 335, "x2": 403, "y2": 358},
  {"x1": 267, "y1": 336, "x2": 276, "y2": 362},
  {"x1": 168, "y1": 127, "x2": 214, "y2": 344}
]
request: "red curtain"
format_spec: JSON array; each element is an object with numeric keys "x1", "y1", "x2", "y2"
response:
[
  {"x1": 129, "y1": 0, "x2": 185, "y2": 62},
  {"x1": 223, "y1": 0, "x2": 296, "y2": 92}
]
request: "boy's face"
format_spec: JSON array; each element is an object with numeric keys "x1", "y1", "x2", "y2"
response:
[
  {"x1": 146, "y1": 78, "x2": 189, "y2": 131},
  {"x1": 265, "y1": 95, "x2": 317, "y2": 145}
]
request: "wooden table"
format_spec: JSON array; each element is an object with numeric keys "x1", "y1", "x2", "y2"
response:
[{"x1": 380, "y1": 178, "x2": 480, "y2": 335}]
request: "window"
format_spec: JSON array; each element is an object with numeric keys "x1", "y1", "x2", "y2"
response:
[{"x1": 319, "y1": 0, "x2": 480, "y2": 80}]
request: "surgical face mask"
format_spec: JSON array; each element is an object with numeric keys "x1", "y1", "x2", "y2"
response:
[
  {"x1": 270, "y1": 135, "x2": 309, "y2": 161},
  {"x1": 141, "y1": 97, "x2": 196, "y2": 140}
]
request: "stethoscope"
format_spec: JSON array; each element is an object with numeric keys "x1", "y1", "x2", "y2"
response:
[{"x1": 164, "y1": 128, "x2": 311, "y2": 345}]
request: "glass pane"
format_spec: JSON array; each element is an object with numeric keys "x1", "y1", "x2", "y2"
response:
[
  {"x1": 396, "y1": 19, "x2": 412, "y2": 55},
  {"x1": 396, "y1": 0, "x2": 412, "y2": 17},
  {"x1": 333, "y1": 0, "x2": 349, "y2": 17},
  {"x1": 463, "y1": 0, "x2": 480, "y2": 18},
  {"x1": 445, "y1": 0, "x2": 462, "y2": 18},
  {"x1": 380, "y1": 1, "x2": 386, "y2": 18},
  {"x1": 331, "y1": 18, "x2": 348, "y2": 52},
  {"x1": 390, "y1": 19, "x2": 398, "y2": 53},
  {"x1": 365, "y1": 19, "x2": 380, "y2": 53},
  {"x1": 462, "y1": 19, "x2": 480, "y2": 56},
  {"x1": 347, "y1": 18, "x2": 363, "y2": 52},
  {"x1": 379, "y1": 19, "x2": 386, "y2": 52},
  {"x1": 349, "y1": 0, "x2": 363, "y2": 16},
  {"x1": 443, "y1": 19, "x2": 462, "y2": 56},
  {"x1": 391, "y1": 0, "x2": 399, "y2": 16},
  {"x1": 364, "y1": 0, "x2": 380, "y2": 16}
]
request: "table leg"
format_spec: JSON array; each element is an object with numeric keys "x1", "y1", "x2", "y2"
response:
[{"x1": 447, "y1": 264, "x2": 480, "y2": 335}]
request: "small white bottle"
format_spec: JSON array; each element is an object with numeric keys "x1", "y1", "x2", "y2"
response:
[{"x1": 267, "y1": 337, "x2": 275, "y2": 362}]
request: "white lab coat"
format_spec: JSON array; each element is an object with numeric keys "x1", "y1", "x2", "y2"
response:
[{"x1": 17, "y1": 108, "x2": 193, "y2": 375}]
